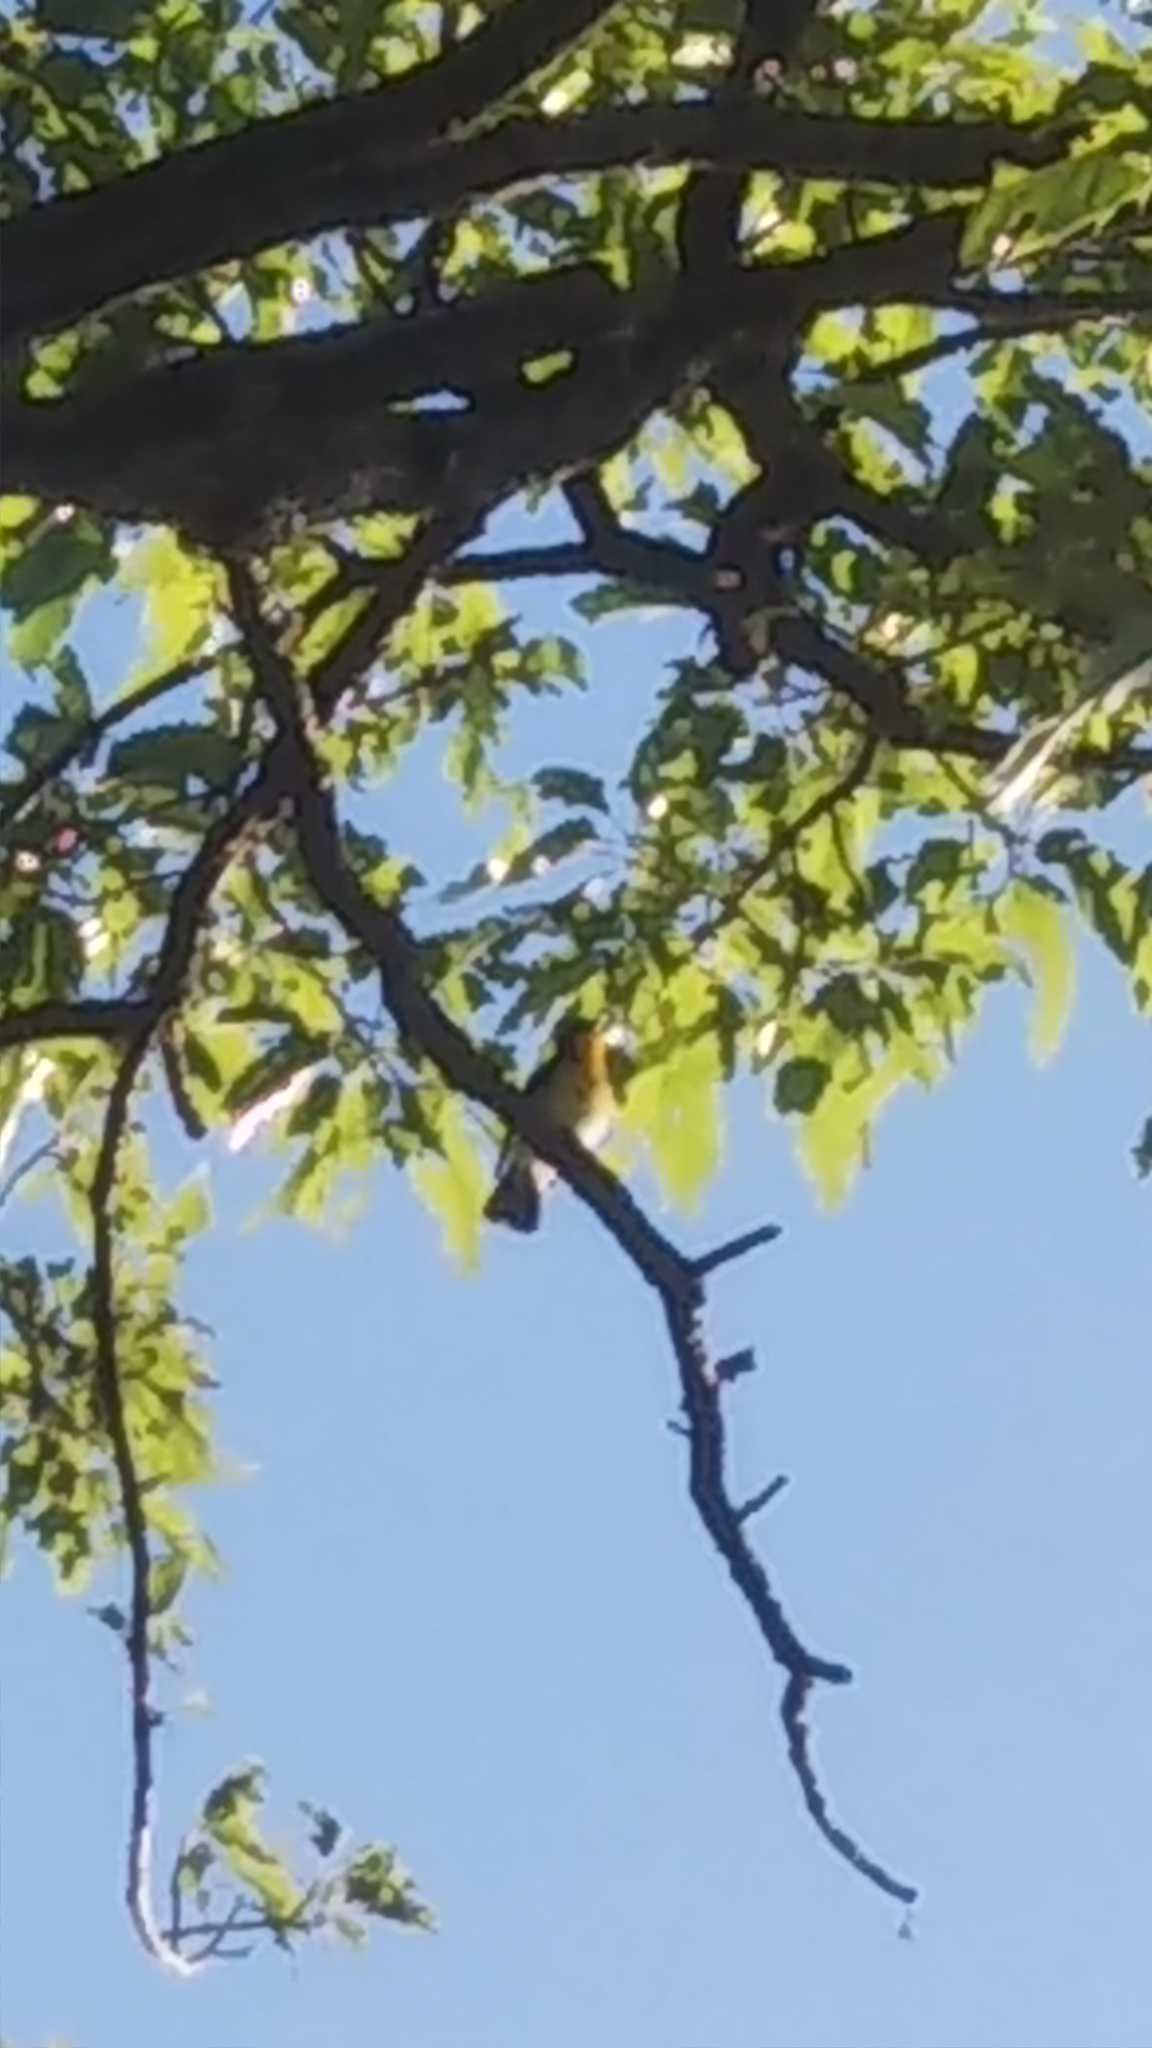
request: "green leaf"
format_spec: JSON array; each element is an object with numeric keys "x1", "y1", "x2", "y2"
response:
[
  {"x1": 340, "y1": 1845, "x2": 431, "y2": 1928},
  {"x1": 0, "y1": 909, "x2": 85, "y2": 1005},
  {"x1": 122, "y1": 533, "x2": 219, "y2": 682},
  {"x1": 797, "y1": 1043, "x2": 931, "y2": 1209},
  {"x1": 4, "y1": 703, "x2": 81, "y2": 769},
  {"x1": 1, "y1": 522, "x2": 111, "y2": 618},
  {"x1": 409, "y1": 1097, "x2": 488, "y2": 1269},
  {"x1": 226, "y1": 1035, "x2": 327, "y2": 1118},
  {"x1": 905, "y1": 839, "x2": 965, "y2": 904},
  {"x1": 202, "y1": 1767, "x2": 304, "y2": 1926},
  {"x1": 816, "y1": 976, "x2": 877, "y2": 1037},
  {"x1": 999, "y1": 879, "x2": 1076, "y2": 1063},
  {"x1": 625, "y1": 1033, "x2": 722, "y2": 1212},
  {"x1": 38, "y1": 0, "x2": 142, "y2": 34},
  {"x1": 107, "y1": 723, "x2": 243, "y2": 791},
  {"x1": 149, "y1": 1549, "x2": 188, "y2": 1617},
  {"x1": 572, "y1": 581, "x2": 674, "y2": 622},
  {"x1": 773, "y1": 1058, "x2": 831, "y2": 1116},
  {"x1": 166, "y1": 1175, "x2": 212, "y2": 1242},
  {"x1": 301, "y1": 1802, "x2": 342, "y2": 1858},
  {"x1": 533, "y1": 766, "x2": 610, "y2": 814},
  {"x1": 962, "y1": 148, "x2": 1152, "y2": 269},
  {"x1": 504, "y1": 817, "x2": 601, "y2": 884}
]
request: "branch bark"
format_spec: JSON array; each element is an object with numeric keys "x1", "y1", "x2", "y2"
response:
[
  {"x1": 5, "y1": 84, "x2": 1057, "y2": 349},
  {"x1": 2, "y1": 0, "x2": 621, "y2": 348}
]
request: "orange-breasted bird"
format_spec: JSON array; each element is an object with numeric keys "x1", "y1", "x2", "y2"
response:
[{"x1": 484, "y1": 1015, "x2": 615, "y2": 1234}]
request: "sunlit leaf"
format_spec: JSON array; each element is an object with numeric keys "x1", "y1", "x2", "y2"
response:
[{"x1": 999, "y1": 879, "x2": 1076, "y2": 1063}]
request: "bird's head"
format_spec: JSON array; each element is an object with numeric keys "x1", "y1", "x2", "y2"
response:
[
  {"x1": 553, "y1": 1014, "x2": 601, "y2": 1060},
  {"x1": 551, "y1": 1013, "x2": 630, "y2": 1089}
]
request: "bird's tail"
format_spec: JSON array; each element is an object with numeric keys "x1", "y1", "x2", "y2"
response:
[{"x1": 483, "y1": 1158, "x2": 542, "y2": 1233}]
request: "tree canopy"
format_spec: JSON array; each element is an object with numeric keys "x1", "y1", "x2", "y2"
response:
[{"x1": 2, "y1": 0, "x2": 1151, "y2": 1977}]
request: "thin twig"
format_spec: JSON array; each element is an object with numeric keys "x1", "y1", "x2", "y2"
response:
[
  {"x1": 782, "y1": 1675, "x2": 916, "y2": 1905},
  {"x1": 698, "y1": 735, "x2": 879, "y2": 946},
  {"x1": 182, "y1": 1897, "x2": 251, "y2": 1965},
  {"x1": 736, "y1": 1475, "x2": 789, "y2": 1522},
  {"x1": 0, "y1": 1138, "x2": 59, "y2": 1211},
  {"x1": 694, "y1": 1224, "x2": 782, "y2": 1278},
  {"x1": 0, "y1": 654, "x2": 219, "y2": 843},
  {"x1": 824, "y1": 313, "x2": 1057, "y2": 399}
]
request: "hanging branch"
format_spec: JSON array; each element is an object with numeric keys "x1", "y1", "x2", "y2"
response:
[
  {"x1": 87, "y1": 1033, "x2": 200, "y2": 1974},
  {"x1": 225, "y1": 555, "x2": 919, "y2": 1910}
]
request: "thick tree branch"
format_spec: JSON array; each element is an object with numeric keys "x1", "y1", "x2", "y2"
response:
[
  {"x1": 15, "y1": 207, "x2": 1151, "y2": 554},
  {"x1": 678, "y1": 0, "x2": 819, "y2": 273},
  {"x1": 226, "y1": 556, "x2": 917, "y2": 1908},
  {"x1": 2, "y1": 0, "x2": 620, "y2": 348},
  {"x1": 0, "y1": 997, "x2": 140, "y2": 1052},
  {"x1": 4, "y1": 83, "x2": 1057, "y2": 349}
]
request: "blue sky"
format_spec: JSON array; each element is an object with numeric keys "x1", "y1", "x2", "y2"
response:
[{"x1": 3, "y1": 525, "x2": 1151, "y2": 2048}]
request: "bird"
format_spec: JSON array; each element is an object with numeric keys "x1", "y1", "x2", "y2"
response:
[{"x1": 484, "y1": 1014, "x2": 616, "y2": 1234}]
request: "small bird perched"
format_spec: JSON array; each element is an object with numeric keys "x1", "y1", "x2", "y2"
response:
[{"x1": 484, "y1": 1014, "x2": 615, "y2": 1234}]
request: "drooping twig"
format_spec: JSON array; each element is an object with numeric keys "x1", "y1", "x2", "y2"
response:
[
  {"x1": 88, "y1": 1032, "x2": 199, "y2": 1974},
  {"x1": 0, "y1": 653, "x2": 217, "y2": 843},
  {"x1": 782, "y1": 1674, "x2": 916, "y2": 1904},
  {"x1": 228, "y1": 558, "x2": 918, "y2": 1909},
  {"x1": 0, "y1": 1138, "x2": 59, "y2": 1212}
]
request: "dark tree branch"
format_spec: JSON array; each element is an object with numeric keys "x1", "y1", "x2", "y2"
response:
[
  {"x1": 706, "y1": 357, "x2": 962, "y2": 585},
  {"x1": 12, "y1": 202, "x2": 1150, "y2": 553},
  {"x1": 225, "y1": 556, "x2": 918, "y2": 1909},
  {"x1": 446, "y1": 542, "x2": 599, "y2": 582},
  {"x1": 0, "y1": 220, "x2": 960, "y2": 541},
  {"x1": 771, "y1": 615, "x2": 1152, "y2": 776},
  {"x1": 2, "y1": 0, "x2": 620, "y2": 347},
  {"x1": 0, "y1": 521, "x2": 476, "y2": 1058},
  {"x1": 950, "y1": 285, "x2": 1152, "y2": 327},
  {"x1": 4, "y1": 79, "x2": 1058, "y2": 350},
  {"x1": 564, "y1": 471, "x2": 715, "y2": 596},
  {"x1": 160, "y1": 1030, "x2": 208, "y2": 1142},
  {"x1": 0, "y1": 997, "x2": 148, "y2": 1052},
  {"x1": 678, "y1": 0, "x2": 819, "y2": 273}
]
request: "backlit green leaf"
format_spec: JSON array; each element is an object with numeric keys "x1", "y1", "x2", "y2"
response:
[{"x1": 999, "y1": 879, "x2": 1076, "y2": 1063}]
